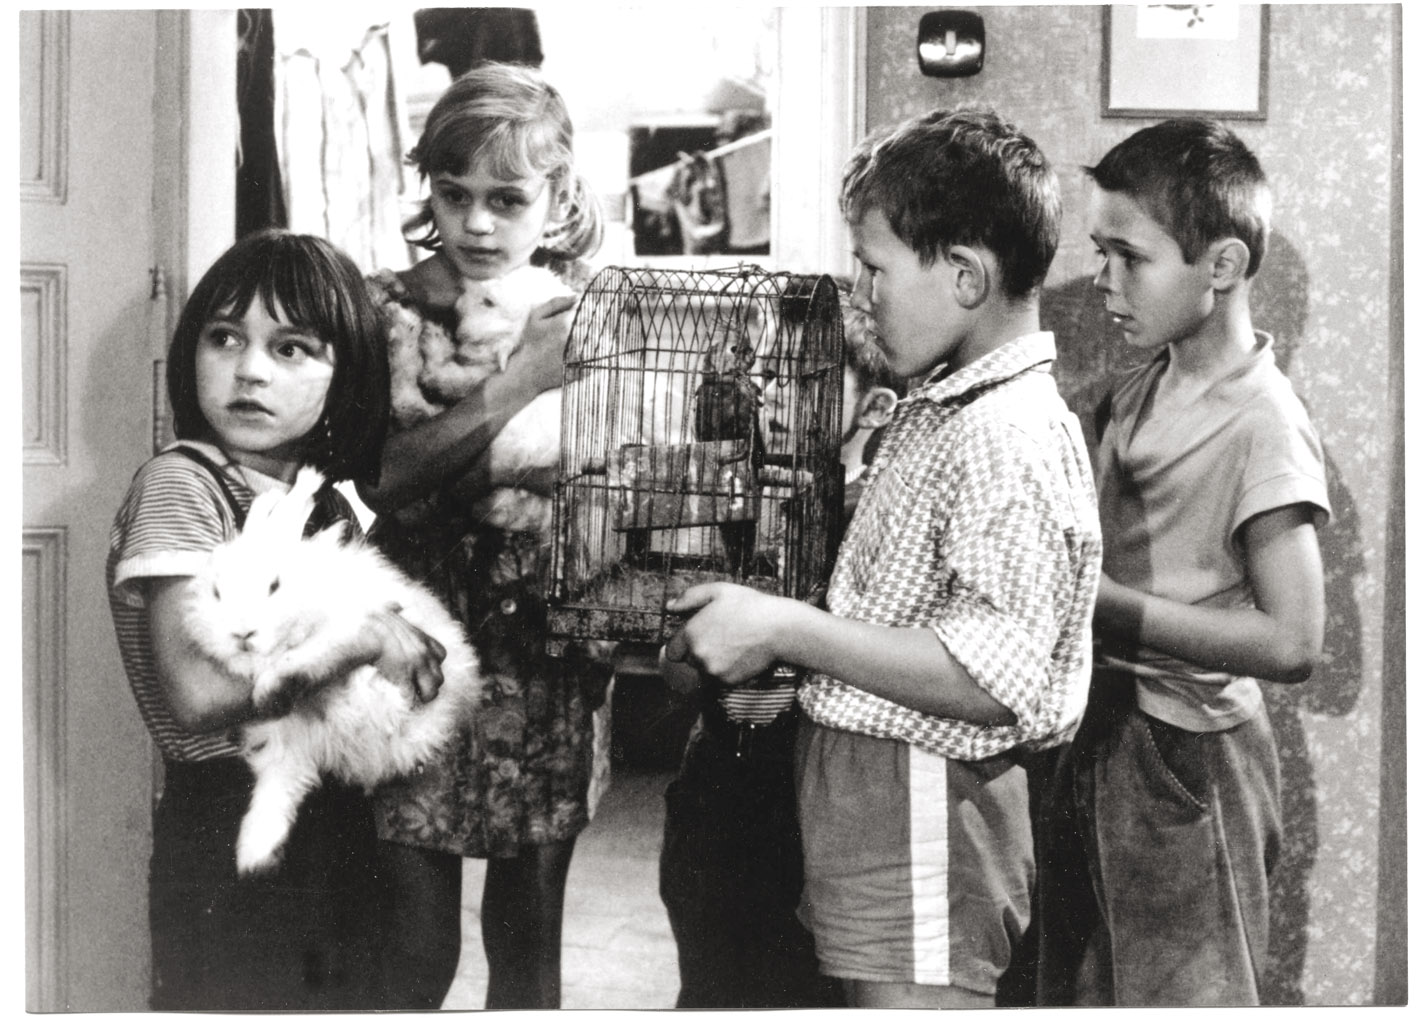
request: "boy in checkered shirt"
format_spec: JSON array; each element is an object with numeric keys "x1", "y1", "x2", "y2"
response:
[{"x1": 662, "y1": 107, "x2": 1102, "y2": 1007}]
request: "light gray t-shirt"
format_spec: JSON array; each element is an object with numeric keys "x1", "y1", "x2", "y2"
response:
[{"x1": 1094, "y1": 332, "x2": 1330, "y2": 731}]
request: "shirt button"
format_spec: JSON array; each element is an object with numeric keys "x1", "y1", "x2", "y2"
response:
[{"x1": 500, "y1": 598, "x2": 518, "y2": 615}]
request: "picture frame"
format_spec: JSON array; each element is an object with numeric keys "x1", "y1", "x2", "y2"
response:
[{"x1": 1103, "y1": 4, "x2": 1269, "y2": 120}]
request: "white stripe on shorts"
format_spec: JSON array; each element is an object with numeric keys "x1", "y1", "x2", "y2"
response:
[{"x1": 909, "y1": 744, "x2": 953, "y2": 984}]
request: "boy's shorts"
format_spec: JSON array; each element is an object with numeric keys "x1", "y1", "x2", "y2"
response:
[
  {"x1": 1037, "y1": 687, "x2": 1282, "y2": 1006},
  {"x1": 794, "y1": 718, "x2": 1032, "y2": 995}
]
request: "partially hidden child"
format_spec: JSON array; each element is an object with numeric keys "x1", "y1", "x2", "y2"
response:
[
  {"x1": 656, "y1": 286, "x2": 901, "y2": 1009},
  {"x1": 1034, "y1": 117, "x2": 1329, "y2": 1007},
  {"x1": 661, "y1": 107, "x2": 1103, "y2": 1008}
]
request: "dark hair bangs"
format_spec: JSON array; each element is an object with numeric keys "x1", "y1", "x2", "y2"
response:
[{"x1": 165, "y1": 230, "x2": 389, "y2": 484}]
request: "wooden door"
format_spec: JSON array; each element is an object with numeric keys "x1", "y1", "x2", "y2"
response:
[{"x1": 22, "y1": 11, "x2": 161, "y2": 1010}]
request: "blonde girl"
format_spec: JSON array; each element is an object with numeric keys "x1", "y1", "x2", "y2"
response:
[{"x1": 360, "y1": 61, "x2": 610, "y2": 1010}]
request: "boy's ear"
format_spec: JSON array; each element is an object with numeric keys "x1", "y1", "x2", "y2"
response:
[
  {"x1": 855, "y1": 386, "x2": 899, "y2": 431},
  {"x1": 945, "y1": 245, "x2": 990, "y2": 309},
  {"x1": 1207, "y1": 237, "x2": 1252, "y2": 292}
]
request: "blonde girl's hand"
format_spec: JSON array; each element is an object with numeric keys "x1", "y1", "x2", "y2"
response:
[{"x1": 506, "y1": 294, "x2": 578, "y2": 397}]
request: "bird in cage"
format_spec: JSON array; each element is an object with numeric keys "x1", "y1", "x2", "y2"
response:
[
  {"x1": 692, "y1": 310, "x2": 769, "y2": 572},
  {"x1": 545, "y1": 267, "x2": 845, "y2": 654},
  {"x1": 693, "y1": 312, "x2": 767, "y2": 462}
]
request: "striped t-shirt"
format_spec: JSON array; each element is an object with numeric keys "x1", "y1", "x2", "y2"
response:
[
  {"x1": 106, "y1": 441, "x2": 289, "y2": 762},
  {"x1": 717, "y1": 665, "x2": 800, "y2": 725}
]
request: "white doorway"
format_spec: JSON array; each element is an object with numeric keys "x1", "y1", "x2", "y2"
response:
[{"x1": 20, "y1": 11, "x2": 236, "y2": 1009}]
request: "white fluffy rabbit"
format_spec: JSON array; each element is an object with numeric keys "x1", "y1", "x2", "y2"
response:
[
  {"x1": 384, "y1": 265, "x2": 575, "y2": 532},
  {"x1": 447, "y1": 267, "x2": 574, "y2": 510},
  {"x1": 430, "y1": 266, "x2": 572, "y2": 400},
  {"x1": 182, "y1": 467, "x2": 481, "y2": 875}
]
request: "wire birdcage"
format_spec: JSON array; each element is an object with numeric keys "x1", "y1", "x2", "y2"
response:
[{"x1": 545, "y1": 265, "x2": 845, "y2": 655}]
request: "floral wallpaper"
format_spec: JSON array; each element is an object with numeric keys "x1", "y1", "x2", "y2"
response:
[{"x1": 863, "y1": 5, "x2": 1399, "y2": 1005}]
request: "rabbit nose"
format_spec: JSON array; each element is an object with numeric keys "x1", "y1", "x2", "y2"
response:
[{"x1": 234, "y1": 630, "x2": 256, "y2": 648}]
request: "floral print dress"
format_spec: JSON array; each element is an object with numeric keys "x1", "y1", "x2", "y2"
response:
[{"x1": 366, "y1": 266, "x2": 613, "y2": 859}]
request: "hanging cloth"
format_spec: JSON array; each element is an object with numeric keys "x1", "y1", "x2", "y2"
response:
[{"x1": 272, "y1": 11, "x2": 414, "y2": 272}]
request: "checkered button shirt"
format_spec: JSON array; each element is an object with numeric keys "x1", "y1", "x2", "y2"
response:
[{"x1": 798, "y1": 333, "x2": 1102, "y2": 760}]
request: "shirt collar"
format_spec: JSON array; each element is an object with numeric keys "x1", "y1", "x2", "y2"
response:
[
  {"x1": 908, "y1": 332, "x2": 1058, "y2": 406},
  {"x1": 169, "y1": 439, "x2": 289, "y2": 496}
]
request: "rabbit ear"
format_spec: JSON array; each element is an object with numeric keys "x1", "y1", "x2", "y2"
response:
[
  {"x1": 242, "y1": 467, "x2": 328, "y2": 541},
  {"x1": 241, "y1": 488, "x2": 285, "y2": 534},
  {"x1": 290, "y1": 467, "x2": 326, "y2": 505},
  {"x1": 311, "y1": 521, "x2": 349, "y2": 550}
]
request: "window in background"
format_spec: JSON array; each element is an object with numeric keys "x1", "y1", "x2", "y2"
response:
[
  {"x1": 535, "y1": 6, "x2": 778, "y2": 269},
  {"x1": 258, "y1": 8, "x2": 854, "y2": 276}
]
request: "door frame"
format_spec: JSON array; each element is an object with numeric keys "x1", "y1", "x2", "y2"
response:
[{"x1": 22, "y1": 10, "x2": 236, "y2": 1010}]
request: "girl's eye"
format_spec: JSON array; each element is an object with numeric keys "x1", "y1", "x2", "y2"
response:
[
  {"x1": 437, "y1": 187, "x2": 471, "y2": 206},
  {"x1": 490, "y1": 192, "x2": 529, "y2": 212},
  {"x1": 273, "y1": 334, "x2": 324, "y2": 362},
  {"x1": 203, "y1": 325, "x2": 240, "y2": 348}
]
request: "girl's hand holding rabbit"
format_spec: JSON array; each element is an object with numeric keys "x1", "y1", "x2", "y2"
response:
[
  {"x1": 248, "y1": 605, "x2": 451, "y2": 712},
  {"x1": 364, "y1": 604, "x2": 448, "y2": 703},
  {"x1": 357, "y1": 290, "x2": 575, "y2": 515},
  {"x1": 506, "y1": 292, "x2": 579, "y2": 397}
]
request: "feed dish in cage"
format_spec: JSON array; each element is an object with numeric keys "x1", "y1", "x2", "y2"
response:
[{"x1": 545, "y1": 265, "x2": 845, "y2": 655}]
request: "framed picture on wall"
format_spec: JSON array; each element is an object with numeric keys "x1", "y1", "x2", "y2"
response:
[{"x1": 1103, "y1": 4, "x2": 1269, "y2": 120}]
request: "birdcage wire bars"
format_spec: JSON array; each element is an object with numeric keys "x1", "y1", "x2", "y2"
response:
[{"x1": 545, "y1": 265, "x2": 845, "y2": 655}]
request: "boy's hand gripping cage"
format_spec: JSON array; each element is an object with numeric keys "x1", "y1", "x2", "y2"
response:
[{"x1": 545, "y1": 265, "x2": 846, "y2": 656}]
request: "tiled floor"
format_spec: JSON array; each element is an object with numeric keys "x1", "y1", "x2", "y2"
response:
[{"x1": 442, "y1": 765, "x2": 681, "y2": 1010}]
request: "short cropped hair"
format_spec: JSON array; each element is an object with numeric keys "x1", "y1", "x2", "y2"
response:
[
  {"x1": 1087, "y1": 117, "x2": 1271, "y2": 277},
  {"x1": 840, "y1": 106, "x2": 1061, "y2": 300},
  {"x1": 166, "y1": 230, "x2": 390, "y2": 486}
]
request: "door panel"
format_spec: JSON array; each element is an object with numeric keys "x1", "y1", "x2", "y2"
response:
[{"x1": 21, "y1": 10, "x2": 159, "y2": 1010}]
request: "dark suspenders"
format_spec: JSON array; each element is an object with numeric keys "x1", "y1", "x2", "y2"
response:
[
  {"x1": 167, "y1": 444, "x2": 248, "y2": 527},
  {"x1": 165, "y1": 445, "x2": 360, "y2": 538}
]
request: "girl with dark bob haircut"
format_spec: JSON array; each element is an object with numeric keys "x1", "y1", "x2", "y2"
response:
[
  {"x1": 166, "y1": 228, "x2": 390, "y2": 485},
  {"x1": 110, "y1": 228, "x2": 446, "y2": 1010}
]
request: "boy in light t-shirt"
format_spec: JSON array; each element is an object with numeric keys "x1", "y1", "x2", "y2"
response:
[{"x1": 1035, "y1": 117, "x2": 1330, "y2": 1007}]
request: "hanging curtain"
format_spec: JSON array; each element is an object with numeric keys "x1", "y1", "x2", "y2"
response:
[
  {"x1": 236, "y1": 10, "x2": 286, "y2": 235},
  {"x1": 271, "y1": 11, "x2": 415, "y2": 272}
]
